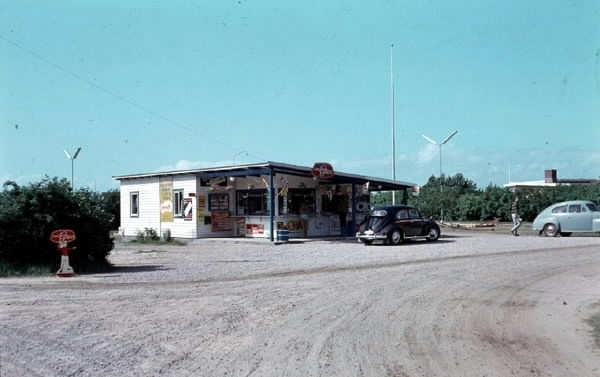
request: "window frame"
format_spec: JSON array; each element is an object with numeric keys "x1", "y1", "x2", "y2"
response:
[
  {"x1": 278, "y1": 188, "x2": 316, "y2": 215},
  {"x1": 552, "y1": 205, "x2": 568, "y2": 213},
  {"x1": 130, "y1": 191, "x2": 139, "y2": 217},
  {"x1": 236, "y1": 189, "x2": 269, "y2": 216},
  {"x1": 208, "y1": 193, "x2": 230, "y2": 211},
  {"x1": 173, "y1": 189, "x2": 184, "y2": 217}
]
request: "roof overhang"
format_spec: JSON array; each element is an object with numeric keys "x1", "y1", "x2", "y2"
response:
[{"x1": 113, "y1": 161, "x2": 416, "y2": 192}]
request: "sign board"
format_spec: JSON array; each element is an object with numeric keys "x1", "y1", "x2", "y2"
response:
[
  {"x1": 211, "y1": 211, "x2": 232, "y2": 232},
  {"x1": 183, "y1": 198, "x2": 193, "y2": 220},
  {"x1": 49, "y1": 229, "x2": 76, "y2": 244},
  {"x1": 246, "y1": 223, "x2": 265, "y2": 234},
  {"x1": 311, "y1": 162, "x2": 334, "y2": 179}
]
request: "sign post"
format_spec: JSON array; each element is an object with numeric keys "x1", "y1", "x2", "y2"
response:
[{"x1": 49, "y1": 229, "x2": 77, "y2": 277}]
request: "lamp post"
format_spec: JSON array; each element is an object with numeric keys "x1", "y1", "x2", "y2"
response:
[
  {"x1": 390, "y1": 43, "x2": 397, "y2": 204},
  {"x1": 422, "y1": 131, "x2": 458, "y2": 221},
  {"x1": 64, "y1": 147, "x2": 82, "y2": 190},
  {"x1": 232, "y1": 150, "x2": 247, "y2": 166},
  {"x1": 422, "y1": 130, "x2": 458, "y2": 184}
]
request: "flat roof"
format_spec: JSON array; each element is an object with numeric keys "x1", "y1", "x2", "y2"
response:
[{"x1": 113, "y1": 161, "x2": 417, "y2": 192}]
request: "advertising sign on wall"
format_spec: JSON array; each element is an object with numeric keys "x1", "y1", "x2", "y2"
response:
[
  {"x1": 246, "y1": 224, "x2": 265, "y2": 234},
  {"x1": 183, "y1": 198, "x2": 193, "y2": 220},
  {"x1": 211, "y1": 211, "x2": 232, "y2": 232},
  {"x1": 159, "y1": 179, "x2": 173, "y2": 222}
]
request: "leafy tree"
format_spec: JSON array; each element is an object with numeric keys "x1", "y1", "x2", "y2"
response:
[
  {"x1": 370, "y1": 191, "x2": 404, "y2": 208},
  {"x1": 410, "y1": 173, "x2": 478, "y2": 221},
  {"x1": 455, "y1": 193, "x2": 484, "y2": 221},
  {"x1": 0, "y1": 177, "x2": 114, "y2": 274},
  {"x1": 479, "y1": 186, "x2": 513, "y2": 221},
  {"x1": 98, "y1": 189, "x2": 120, "y2": 230},
  {"x1": 371, "y1": 174, "x2": 600, "y2": 224}
]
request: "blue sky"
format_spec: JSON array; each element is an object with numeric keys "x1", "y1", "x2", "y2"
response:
[{"x1": 2, "y1": 0, "x2": 599, "y2": 192}]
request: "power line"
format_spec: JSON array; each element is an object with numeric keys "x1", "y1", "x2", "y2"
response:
[{"x1": 0, "y1": 33, "x2": 257, "y2": 160}]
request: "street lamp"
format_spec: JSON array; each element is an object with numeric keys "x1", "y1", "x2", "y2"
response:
[
  {"x1": 422, "y1": 131, "x2": 458, "y2": 222},
  {"x1": 64, "y1": 147, "x2": 82, "y2": 190},
  {"x1": 422, "y1": 130, "x2": 458, "y2": 185},
  {"x1": 232, "y1": 150, "x2": 247, "y2": 166}
]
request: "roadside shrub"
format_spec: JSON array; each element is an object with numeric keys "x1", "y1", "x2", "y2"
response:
[
  {"x1": 0, "y1": 178, "x2": 114, "y2": 275},
  {"x1": 162, "y1": 229, "x2": 172, "y2": 242},
  {"x1": 135, "y1": 227, "x2": 160, "y2": 242}
]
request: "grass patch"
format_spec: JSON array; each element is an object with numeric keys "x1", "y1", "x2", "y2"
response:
[
  {"x1": 0, "y1": 262, "x2": 53, "y2": 277},
  {"x1": 129, "y1": 239, "x2": 187, "y2": 246},
  {"x1": 135, "y1": 249, "x2": 168, "y2": 254},
  {"x1": 0, "y1": 260, "x2": 114, "y2": 277}
]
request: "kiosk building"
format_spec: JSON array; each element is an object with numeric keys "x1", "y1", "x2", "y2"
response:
[{"x1": 113, "y1": 161, "x2": 417, "y2": 241}]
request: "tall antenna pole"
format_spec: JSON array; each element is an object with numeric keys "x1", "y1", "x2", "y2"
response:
[{"x1": 390, "y1": 43, "x2": 397, "y2": 205}]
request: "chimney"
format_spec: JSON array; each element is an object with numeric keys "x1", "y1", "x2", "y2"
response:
[{"x1": 544, "y1": 169, "x2": 557, "y2": 183}]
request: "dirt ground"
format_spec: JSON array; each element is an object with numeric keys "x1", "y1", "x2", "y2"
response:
[{"x1": 1, "y1": 229, "x2": 600, "y2": 377}]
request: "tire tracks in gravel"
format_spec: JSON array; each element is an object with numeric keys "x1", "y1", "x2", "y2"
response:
[
  {"x1": 1, "y1": 243, "x2": 595, "y2": 291},
  {"x1": 2, "y1": 239, "x2": 600, "y2": 377}
]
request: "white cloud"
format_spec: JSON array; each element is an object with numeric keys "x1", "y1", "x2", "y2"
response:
[
  {"x1": 0, "y1": 173, "x2": 52, "y2": 187},
  {"x1": 330, "y1": 157, "x2": 391, "y2": 171},
  {"x1": 584, "y1": 151, "x2": 600, "y2": 165},
  {"x1": 415, "y1": 144, "x2": 438, "y2": 163},
  {"x1": 155, "y1": 160, "x2": 216, "y2": 172}
]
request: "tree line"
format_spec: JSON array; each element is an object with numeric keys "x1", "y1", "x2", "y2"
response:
[
  {"x1": 372, "y1": 173, "x2": 600, "y2": 223},
  {"x1": 2, "y1": 174, "x2": 600, "y2": 274}
]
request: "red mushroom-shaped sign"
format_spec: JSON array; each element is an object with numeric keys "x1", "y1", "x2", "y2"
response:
[
  {"x1": 50, "y1": 229, "x2": 76, "y2": 244},
  {"x1": 49, "y1": 229, "x2": 76, "y2": 277}
]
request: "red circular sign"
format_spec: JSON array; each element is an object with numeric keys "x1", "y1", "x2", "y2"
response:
[
  {"x1": 49, "y1": 229, "x2": 76, "y2": 244},
  {"x1": 311, "y1": 162, "x2": 334, "y2": 179}
]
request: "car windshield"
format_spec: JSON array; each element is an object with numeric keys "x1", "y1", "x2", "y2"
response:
[{"x1": 585, "y1": 203, "x2": 599, "y2": 212}]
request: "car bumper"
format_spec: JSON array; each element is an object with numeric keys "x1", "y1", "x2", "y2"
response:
[{"x1": 356, "y1": 232, "x2": 387, "y2": 241}]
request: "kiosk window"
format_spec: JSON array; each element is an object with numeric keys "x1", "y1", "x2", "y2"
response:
[
  {"x1": 279, "y1": 189, "x2": 315, "y2": 215},
  {"x1": 173, "y1": 190, "x2": 184, "y2": 217},
  {"x1": 208, "y1": 193, "x2": 229, "y2": 211},
  {"x1": 130, "y1": 192, "x2": 139, "y2": 217},
  {"x1": 236, "y1": 189, "x2": 269, "y2": 216}
]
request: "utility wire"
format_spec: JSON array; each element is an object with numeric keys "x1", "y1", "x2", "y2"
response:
[{"x1": 0, "y1": 33, "x2": 258, "y2": 160}]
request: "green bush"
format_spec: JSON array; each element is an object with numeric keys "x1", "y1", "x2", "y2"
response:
[
  {"x1": 162, "y1": 229, "x2": 172, "y2": 242},
  {"x1": 0, "y1": 177, "x2": 114, "y2": 275},
  {"x1": 136, "y1": 227, "x2": 160, "y2": 242}
]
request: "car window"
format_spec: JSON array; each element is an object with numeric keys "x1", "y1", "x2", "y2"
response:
[
  {"x1": 396, "y1": 209, "x2": 408, "y2": 220},
  {"x1": 552, "y1": 205, "x2": 567, "y2": 213},
  {"x1": 408, "y1": 208, "x2": 420, "y2": 219},
  {"x1": 568, "y1": 204, "x2": 581, "y2": 213},
  {"x1": 586, "y1": 203, "x2": 598, "y2": 212},
  {"x1": 371, "y1": 210, "x2": 387, "y2": 217}
]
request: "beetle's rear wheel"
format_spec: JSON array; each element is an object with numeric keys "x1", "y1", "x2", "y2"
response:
[{"x1": 388, "y1": 229, "x2": 403, "y2": 245}]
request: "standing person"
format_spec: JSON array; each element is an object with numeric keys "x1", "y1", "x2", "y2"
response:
[{"x1": 511, "y1": 195, "x2": 522, "y2": 236}]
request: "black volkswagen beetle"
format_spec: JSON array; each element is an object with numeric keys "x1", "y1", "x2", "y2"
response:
[{"x1": 356, "y1": 205, "x2": 440, "y2": 245}]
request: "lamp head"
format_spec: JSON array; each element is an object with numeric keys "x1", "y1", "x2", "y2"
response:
[
  {"x1": 441, "y1": 130, "x2": 458, "y2": 145},
  {"x1": 72, "y1": 147, "x2": 82, "y2": 159}
]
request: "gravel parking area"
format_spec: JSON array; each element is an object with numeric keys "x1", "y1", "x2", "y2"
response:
[{"x1": 1, "y1": 228, "x2": 599, "y2": 377}]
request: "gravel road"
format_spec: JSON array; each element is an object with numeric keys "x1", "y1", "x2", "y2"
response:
[{"x1": 1, "y1": 230, "x2": 600, "y2": 377}]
